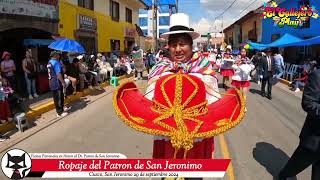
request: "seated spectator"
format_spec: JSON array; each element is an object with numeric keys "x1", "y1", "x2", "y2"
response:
[
  {"x1": 119, "y1": 56, "x2": 132, "y2": 75},
  {"x1": 96, "y1": 53, "x2": 113, "y2": 81},
  {"x1": 290, "y1": 70, "x2": 308, "y2": 92},
  {"x1": 78, "y1": 55, "x2": 101, "y2": 90},
  {"x1": 66, "y1": 58, "x2": 85, "y2": 92},
  {"x1": 63, "y1": 63, "x2": 77, "y2": 95},
  {"x1": 86, "y1": 55, "x2": 102, "y2": 87},
  {"x1": 1, "y1": 51, "x2": 16, "y2": 91},
  {"x1": 310, "y1": 60, "x2": 318, "y2": 71},
  {"x1": 302, "y1": 59, "x2": 312, "y2": 73},
  {"x1": 22, "y1": 49, "x2": 39, "y2": 99},
  {"x1": 112, "y1": 55, "x2": 127, "y2": 77}
]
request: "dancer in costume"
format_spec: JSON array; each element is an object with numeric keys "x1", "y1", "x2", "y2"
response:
[
  {"x1": 113, "y1": 13, "x2": 246, "y2": 160},
  {"x1": 220, "y1": 46, "x2": 235, "y2": 89},
  {"x1": 231, "y1": 48, "x2": 255, "y2": 111},
  {"x1": 131, "y1": 46, "x2": 145, "y2": 80}
]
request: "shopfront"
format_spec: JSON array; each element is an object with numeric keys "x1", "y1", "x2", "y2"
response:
[
  {"x1": 0, "y1": 0, "x2": 59, "y2": 95},
  {"x1": 124, "y1": 27, "x2": 136, "y2": 54},
  {"x1": 75, "y1": 14, "x2": 97, "y2": 54}
]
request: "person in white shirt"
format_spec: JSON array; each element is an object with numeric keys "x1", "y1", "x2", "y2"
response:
[{"x1": 231, "y1": 48, "x2": 255, "y2": 111}]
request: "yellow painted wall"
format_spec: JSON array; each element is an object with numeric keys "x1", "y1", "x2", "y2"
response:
[{"x1": 59, "y1": 0, "x2": 141, "y2": 52}]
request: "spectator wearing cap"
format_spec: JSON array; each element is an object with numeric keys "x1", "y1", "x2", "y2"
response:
[
  {"x1": 47, "y1": 51, "x2": 68, "y2": 117},
  {"x1": 1, "y1": 51, "x2": 16, "y2": 91},
  {"x1": 22, "y1": 49, "x2": 39, "y2": 99}
]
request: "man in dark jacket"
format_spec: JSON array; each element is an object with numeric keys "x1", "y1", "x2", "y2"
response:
[
  {"x1": 260, "y1": 48, "x2": 275, "y2": 99},
  {"x1": 278, "y1": 68, "x2": 320, "y2": 180}
]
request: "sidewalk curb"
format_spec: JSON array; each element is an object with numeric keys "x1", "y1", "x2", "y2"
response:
[
  {"x1": 0, "y1": 75, "x2": 127, "y2": 134},
  {"x1": 278, "y1": 78, "x2": 291, "y2": 86}
]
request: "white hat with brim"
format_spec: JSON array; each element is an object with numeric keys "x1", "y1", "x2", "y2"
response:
[
  {"x1": 77, "y1": 55, "x2": 84, "y2": 60},
  {"x1": 160, "y1": 13, "x2": 200, "y2": 40},
  {"x1": 160, "y1": 31, "x2": 200, "y2": 40}
]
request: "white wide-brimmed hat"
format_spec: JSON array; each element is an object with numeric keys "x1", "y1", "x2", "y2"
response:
[
  {"x1": 160, "y1": 13, "x2": 200, "y2": 40},
  {"x1": 77, "y1": 55, "x2": 84, "y2": 60}
]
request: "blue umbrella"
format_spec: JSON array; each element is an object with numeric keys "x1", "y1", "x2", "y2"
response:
[{"x1": 48, "y1": 38, "x2": 85, "y2": 53}]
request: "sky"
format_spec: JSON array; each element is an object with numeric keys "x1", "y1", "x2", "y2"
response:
[{"x1": 178, "y1": 0, "x2": 270, "y2": 35}]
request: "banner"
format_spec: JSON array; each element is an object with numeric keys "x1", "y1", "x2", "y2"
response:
[{"x1": 1, "y1": 150, "x2": 230, "y2": 178}]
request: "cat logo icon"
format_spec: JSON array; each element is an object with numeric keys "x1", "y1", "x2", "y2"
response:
[{"x1": 1, "y1": 149, "x2": 32, "y2": 179}]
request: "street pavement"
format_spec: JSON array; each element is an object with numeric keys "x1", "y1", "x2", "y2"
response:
[{"x1": 0, "y1": 77, "x2": 309, "y2": 180}]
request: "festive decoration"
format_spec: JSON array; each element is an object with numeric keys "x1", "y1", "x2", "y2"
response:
[
  {"x1": 262, "y1": 0, "x2": 319, "y2": 28},
  {"x1": 113, "y1": 73, "x2": 245, "y2": 159}
]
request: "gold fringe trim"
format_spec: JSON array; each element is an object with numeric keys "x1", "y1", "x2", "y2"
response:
[{"x1": 113, "y1": 75, "x2": 246, "y2": 148}]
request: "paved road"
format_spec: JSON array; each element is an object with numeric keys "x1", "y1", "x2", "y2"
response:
[
  {"x1": 0, "y1": 78, "x2": 309, "y2": 180},
  {"x1": 225, "y1": 81, "x2": 308, "y2": 180}
]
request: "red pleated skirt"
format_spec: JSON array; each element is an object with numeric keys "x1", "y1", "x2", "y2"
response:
[
  {"x1": 220, "y1": 69, "x2": 234, "y2": 77},
  {"x1": 0, "y1": 100, "x2": 11, "y2": 121},
  {"x1": 153, "y1": 138, "x2": 214, "y2": 159},
  {"x1": 231, "y1": 80, "x2": 251, "y2": 88}
]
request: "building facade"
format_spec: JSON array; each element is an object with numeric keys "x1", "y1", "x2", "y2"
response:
[
  {"x1": 0, "y1": 0, "x2": 60, "y2": 95},
  {"x1": 139, "y1": 4, "x2": 176, "y2": 40},
  {"x1": 59, "y1": 0, "x2": 147, "y2": 54},
  {"x1": 0, "y1": 0, "x2": 59, "y2": 63},
  {"x1": 223, "y1": 11, "x2": 263, "y2": 50}
]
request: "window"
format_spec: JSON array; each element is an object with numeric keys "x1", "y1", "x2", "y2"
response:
[
  {"x1": 139, "y1": 17, "x2": 148, "y2": 27},
  {"x1": 159, "y1": 29, "x2": 168, "y2": 35},
  {"x1": 111, "y1": 39, "x2": 120, "y2": 51},
  {"x1": 142, "y1": 29, "x2": 148, "y2": 36},
  {"x1": 159, "y1": 5, "x2": 170, "y2": 13},
  {"x1": 159, "y1": 16, "x2": 170, "y2": 26},
  {"x1": 110, "y1": 0, "x2": 120, "y2": 21},
  {"x1": 139, "y1": 9, "x2": 148, "y2": 14},
  {"x1": 126, "y1": 8, "x2": 132, "y2": 23},
  {"x1": 78, "y1": 0, "x2": 94, "y2": 10}
]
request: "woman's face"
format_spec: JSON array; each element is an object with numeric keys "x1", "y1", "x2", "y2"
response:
[
  {"x1": 4, "y1": 55, "x2": 10, "y2": 60},
  {"x1": 241, "y1": 49, "x2": 247, "y2": 57},
  {"x1": 26, "y1": 52, "x2": 32, "y2": 58},
  {"x1": 225, "y1": 52, "x2": 231, "y2": 58},
  {"x1": 168, "y1": 34, "x2": 193, "y2": 63}
]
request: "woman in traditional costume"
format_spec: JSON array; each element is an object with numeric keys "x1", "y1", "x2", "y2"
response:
[
  {"x1": 220, "y1": 46, "x2": 235, "y2": 89},
  {"x1": 113, "y1": 13, "x2": 245, "y2": 160},
  {"x1": 231, "y1": 48, "x2": 255, "y2": 111},
  {"x1": 131, "y1": 46, "x2": 145, "y2": 80}
]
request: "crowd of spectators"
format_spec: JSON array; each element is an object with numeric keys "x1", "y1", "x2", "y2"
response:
[{"x1": 0, "y1": 49, "x2": 157, "y2": 131}]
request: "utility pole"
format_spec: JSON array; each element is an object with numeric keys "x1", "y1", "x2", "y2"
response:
[
  {"x1": 152, "y1": 0, "x2": 158, "y2": 51},
  {"x1": 221, "y1": 15, "x2": 225, "y2": 49},
  {"x1": 176, "y1": 0, "x2": 178, "y2": 13}
]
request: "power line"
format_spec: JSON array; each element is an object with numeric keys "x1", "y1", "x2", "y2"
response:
[
  {"x1": 213, "y1": 0, "x2": 238, "y2": 20},
  {"x1": 239, "y1": 0, "x2": 259, "y2": 15},
  {"x1": 209, "y1": 0, "x2": 264, "y2": 33}
]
